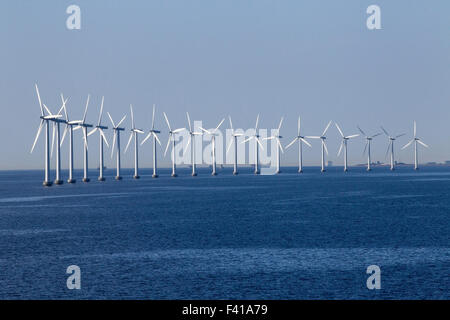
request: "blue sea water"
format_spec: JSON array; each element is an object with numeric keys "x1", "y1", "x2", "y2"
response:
[{"x1": 0, "y1": 166, "x2": 449, "y2": 299}]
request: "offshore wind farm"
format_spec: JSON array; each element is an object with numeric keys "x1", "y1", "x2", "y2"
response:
[{"x1": 1, "y1": 0, "x2": 449, "y2": 302}]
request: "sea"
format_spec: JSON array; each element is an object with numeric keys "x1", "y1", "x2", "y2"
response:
[{"x1": 0, "y1": 166, "x2": 449, "y2": 299}]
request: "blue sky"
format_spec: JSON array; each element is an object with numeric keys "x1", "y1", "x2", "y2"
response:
[{"x1": 0, "y1": 0, "x2": 449, "y2": 169}]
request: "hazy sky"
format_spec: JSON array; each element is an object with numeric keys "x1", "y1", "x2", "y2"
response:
[{"x1": 1, "y1": 0, "x2": 449, "y2": 170}]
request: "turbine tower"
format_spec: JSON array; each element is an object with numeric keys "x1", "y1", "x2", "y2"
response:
[
  {"x1": 163, "y1": 112, "x2": 185, "y2": 177},
  {"x1": 357, "y1": 126, "x2": 381, "y2": 171},
  {"x1": 87, "y1": 96, "x2": 109, "y2": 181},
  {"x1": 60, "y1": 94, "x2": 81, "y2": 183},
  {"x1": 108, "y1": 112, "x2": 127, "y2": 180},
  {"x1": 125, "y1": 105, "x2": 144, "y2": 179},
  {"x1": 141, "y1": 104, "x2": 161, "y2": 178},
  {"x1": 263, "y1": 117, "x2": 284, "y2": 174},
  {"x1": 48, "y1": 98, "x2": 67, "y2": 185},
  {"x1": 401, "y1": 121, "x2": 428, "y2": 170},
  {"x1": 285, "y1": 117, "x2": 311, "y2": 173},
  {"x1": 335, "y1": 123, "x2": 359, "y2": 172},
  {"x1": 306, "y1": 120, "x2": 332, "y2": 172},
  {"x1": 200, "y1": 118, "x2": 225, "y2": 176},
  {"x1": 381, "y1": 126, "x2": 405, "y2": 170},
  {"x1": 226, "y1": 116, "x2": 243, "y2": 175},
  {"x1": 31, "y1": 84, "x2": 65, "y2": 186},
  {"x1": 242, "y1": 114, "x2": 264, "y2": 174},
  {"x1": 185, "y1": 112, "x2": 203, "y2": 176},
  {"x1": 74, "y1": 95, "x2": 93, "y2": 182}
]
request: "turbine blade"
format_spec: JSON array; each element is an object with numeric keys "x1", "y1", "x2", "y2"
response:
[
  {"x1": 414, "y1": 121, "x2": 416, "y2": 137},
  {"x1": 347, "y1": 134, "x2": 359, "y2": 139},
  {"x1": 256, "y1": 137, "x2": 264, "y2": 150},
  {"x1": 278, "y1": 116, "x2": 284, "y2": 131},
  {"x1": 186, "y1": 112, "x2": 192, "y2": 132},
  {"x1": 418, "y1": 140, "x2": 429, "y2": 148},
  {"x1": 82, "y1": 95, "x2": 90, "y2": 124},
  {"x1": 396, "y1": 133, "x2": 405, "y2": 139},
  {"x1": 111, "y1": 132, "x2": 116, "y2": 158},
  {"x1": 322, "y1": 140, "x2": 329, "y2": 155},
  {"x1": 35, "y1": 84, "x2": 44, "y2": 116},
  {"x1": 277, "y1": 138, "x2": 284, "y2": 153},
  {"x1": 300, "y1": 138, "x2": 312, "y2": 147},
  {"x1": 322, "y1": 120, "x2": 332, "y2": 136},
  {"x1": 100, "y1": 129, "x2": 109, "y2": 147},
  {"x1": 151, "y1": 104, "x2": 156, "y2": 130},
  {"x1": 380, "y1": 126, "x2": 389, "y2": 137},
  {"x1": 305, "y1": 136, "x2": 320, "y2": 139},
  {"x1": 357, "y1": 125, "x2": 366, "y2": 137},
  {"x1": 401, "y1": 139, "x2": 414, "y2": 150},
  {"x1": 43, "y1": 104, "x2": 52, "y2": 116},
  {"x1": 116, "y1": 115, "x2": 127, "y2": 128},
  {"x1": 164, "y1": 135, "x2": 171, "y2": 156},
  {"x1": 255, "y1": 114, "x2": 260, "y2": 130},
  {"x1": 60, "y1": 125, "x2": 68, "y2": 147},
  {"x1": 87, "y1": 127, "x2": 98, "y2": 137},
  {"x1": 363, "y1": 140, "x2": 368, "y2": 155},
  {"x1": 130, "y1": 104, "x2": 135, "y2": 129},
  {"x1": 153, "y1": 132, "x2": 161, "y2": 146},
  {"x1": 97, "y1": 96, "x2": 104, "y2": 126},
  {"x1": 214, "y1": 118, "x2": 225, "y2": 132},
  {"x1": 31, "y1": 119, "x2": 44, "y2": 153},
  {"x1": 82, "y1": 127, "x2": 88, "y2": 151},
  {"x1": 184, "y1": 135, "x2": 191, "y2": 154},
  {"x1": 125, "y1": 132, "x2": 133, "y2": 153},
  {"x1": 172, "y1": 128, "x2": 185, "y2": 133},
  {"x1": 285, "y1": 137, "x2": 297, "y2": 150},
  {"x1": 241, "y1": 136, "x2": 253, "y2": 144},
  {"x1": 335, "y1": 123, "x2": 344, "y2": 137},
  {"x1": 199, "y1": 127, "x2": 211, "y2": 135},
  {"x1": 107, "y1": 112, "x2": 115, "y2": 128},
  {"x1": 337, "y1": 141, "x2": 344, "y2": 157},
  {"x1": 226, "y1": 138, "x2": 234, "y2": 154},
  {"x1": 371, "y1": 133, "x2": 382, "y2": 138},
  {"x1": 163, "y1": 112, "x2": 171, "y2": 131},
  {"x1": 229, "y1": 116, "x2": 233, "y2": 131},
  {"x1": 141, "y1": 132, "x2": 152, "y2": 145},
  {"x1": 385, "y1": 141, "x2": 391, "y2": 159}
]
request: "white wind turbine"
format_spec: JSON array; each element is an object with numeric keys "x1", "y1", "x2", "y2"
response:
[
  {"x1": 184, "y1": 112, "x2": 203, "y2": 176},
  {"x1": 87, "y1": 97, "x2": 109, "y2": 181},
  {"x1": 242, "y1": 114, "x2": 264, "y2": 174},
  {"x1": 200, "y1": 118, "x2": 225, "y2": 176},
  {"x1": 226, "y1": 116, "x2": 243, "y2": 175},
  {"x1": 381, "y1": 126, "x2": 405, "y2": 171},
  {"x1": 335, "y1": 123, "x2": 359, "y2": 172},
  {"x1": 401, "y1": 121, "x2": 428, "y2": 170},
  {"x1": 141, "y1": 104, "x2": 161, "y2": 178},
  {"x1": 108, "y1": 112, "x2": 127, "y2": 180},
  {"x1": 163, "y1": 112, "x2": 185, "y2": 177},
  {"x1": 125, "y1": 105, "x2": 144, "y2": 179},
  {"x1": 306, "y1": 121, "x2": 332, "y2": 172},
  {"x1": 72, "y1": 95, "x2": 93, "y2": 182},
  {"x1": 357, "y1": 126, "x2": 382, "y2": 171},
  {"x1": 263, "y1": 117, "x2": 284, "y2": 174},
  {"x1": 60, "y1": 93, "x2": 79, "y2": 183},
  {"x1": 285, "y1": 117, "x2": 311, "y2": 173},
  {"x1": 30, "y1": 84, "x2": 65, "y2": 186}
]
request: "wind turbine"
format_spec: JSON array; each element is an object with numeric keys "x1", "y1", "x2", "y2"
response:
[
  {"x1": 200, "y1": 118, "x2": 225, "y2": 176},
  {"x1": 30, "y1": 84, "x2": 65, "y2": 186},
  {"x1": 163, "y1": 112, "x2": 185, "y2": 177},
  {"x1": 73, "y1": 95, "x2": 93, "y2": 182},
  {"x1": 285, "y1": 117, "x2": 311, "y2": 173},
  {"x1": 306, "y1": 121, "x2": 332, "y2": 172},
  {"x1": 242, "y1": 114, "x2": 264, "y2": 174},
  {"x1": 141, "y1": 104, "x2": 161, "y2": 178},
  {"x1": 226, "y1": 116, "x2": 243, "y2": 175},
  {"x1": 87, "y1": 96, "x2": 109, "y2": 181},
  {"x1": 381, "y1": 126, "x2": 405, "y2": 170},
  {"x1": 184, "y1": 112, "x2": 203, "y2": 176},
  {"x1": 125, "y1": 105, "x2": 144, "y2": 179},
  {"x1": 263, "y1": 117, "x2": 284, "y2": 174},
  {"x1": 402, "y1": 121, "x2": 428, "y2": 170},
  {"x1": 335, "y1": 123, "x2": 359, "y2": 172},
  {"x1": 357, "y1": 126, "x2": 382, "y2": 171},
  {"x1": 108, "y1": 112, "x2": 126, "y2": 180}
]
